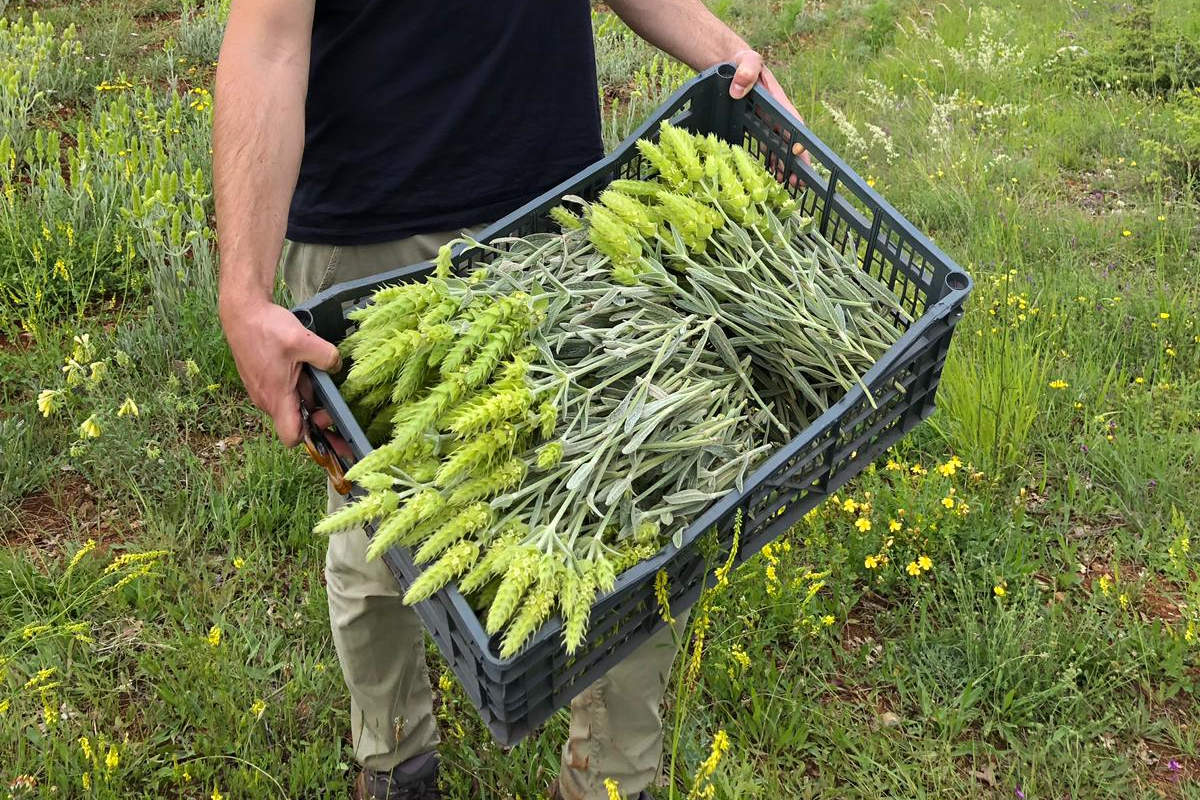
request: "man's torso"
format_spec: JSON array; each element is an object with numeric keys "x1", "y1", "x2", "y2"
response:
[{"x1": 286, "y1": 0, "x2": 605, "y2": 246}]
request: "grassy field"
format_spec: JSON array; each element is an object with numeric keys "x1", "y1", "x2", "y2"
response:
[{"x1": 2, "y1": 0, "x2": 1199, "y2": 797}]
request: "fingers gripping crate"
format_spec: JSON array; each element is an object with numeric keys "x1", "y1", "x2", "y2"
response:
[{"x1": 292, "y1": 63, "x2": 973, "y2": 746}]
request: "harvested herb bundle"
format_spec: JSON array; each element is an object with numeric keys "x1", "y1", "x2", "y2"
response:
[{"x1": 316, "y1": 122, "x2": 910, "y2": 657}]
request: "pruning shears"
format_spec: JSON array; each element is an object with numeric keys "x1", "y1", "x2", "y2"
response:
[{"x1": 300, "y1": 397, "x2": 352, "y2": 495}]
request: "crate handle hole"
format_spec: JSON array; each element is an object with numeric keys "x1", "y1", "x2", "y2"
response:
[
  {"x1": 945, "y1": 272, "x2": 969, "y2": 291},
  {"x1": 717, "y1": 63, "x2": 736, "y2": 79},
  {"x1": 293, "y1": 308, "x2": 315, "y2": 330}
]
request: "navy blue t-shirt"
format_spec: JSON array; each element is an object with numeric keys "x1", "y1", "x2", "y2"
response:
[{"x1": 286, "y1": 0, "x2": 605, "y2": 245}]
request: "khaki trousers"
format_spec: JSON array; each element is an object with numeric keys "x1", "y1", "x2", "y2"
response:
[{"x1": 280, "y1": 234, "x2": 687, "y2": 800}]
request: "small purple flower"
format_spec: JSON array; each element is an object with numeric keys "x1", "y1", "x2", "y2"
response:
[
  {"x1": 1080, "y1": 443, "x2": 1089, "y2": 454},
  {"x1": 1147, "y1": 479, "x2": 1158, "y2": 491},
  {"x1": 1015, "y1": 787, "x2": 1026, "y2": 799},
  {"x1": 1168, "y1": 759, "x2": 1181, "y2": 773}
]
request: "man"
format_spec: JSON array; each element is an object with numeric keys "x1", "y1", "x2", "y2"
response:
[{"x1": 214, "y1": 1, "x2": 801, "y2": 798}]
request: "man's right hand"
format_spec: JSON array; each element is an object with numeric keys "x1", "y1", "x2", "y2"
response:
[
  {"x1": 219, "y1": 296, "x2": 341, "y2": 447},
  {"x1": 213, "y1": 0, "x2": 318, "y2": 446}
]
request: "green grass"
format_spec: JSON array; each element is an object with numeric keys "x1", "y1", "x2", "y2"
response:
[{"x1": 2, "y1": 0, "x2": 1199, "y2": 797}]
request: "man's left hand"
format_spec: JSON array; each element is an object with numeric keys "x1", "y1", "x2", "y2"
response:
[{"x1": 728, "y1": 49, "x2": 812, "y2": 166}]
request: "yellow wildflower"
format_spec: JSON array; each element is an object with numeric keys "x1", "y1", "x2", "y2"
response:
[
  {"x1": 918, "y1": 555, "x2": 933, "y2": 571},
  {"x1": 65, "y1": 539, "x2": 97, "y2": 578},
  {"x1": 690, "y1": 729, "x2": 730, "y2": 798},
  {"x1": 604, "y1": 778, "x2": 622, "y2": 800},
  {"x1": 23, "y1": 666, "x2": 57, "y2": 688},
  {"x1": 1159, "y1": 312, "x2": 1170, "y2": 320},
  {"x1": 821, "y1": 615, "x2": 835, "y2": 626},
  {"x1": 993, "y1": 583, "x2": 1007, "y2": 597},
  {"x1": 1098, "y1": 574, "x2": 1112, "y2": 595},
  {"x1": 1119, "y1": 593, "x2": 1130, "y2": 609},
  {"x1": 103, "y1": 550, "x2": 168, "y2": 575},
  {"x1": 37, "y1": 389, "x2": 63, "y2": 417},
  {"x1": 854, "y1": 518, "x2": 871, "y2": 532},
  {"x1": 23, "y1": 623, "x2": 53, "y2": 640},
  {"x1": 117, "y1": 397, "x2": 139, "y2": 417},
  {"x1": 212, "y1": 789, "x2": 224, "y2": 800},
  {"x1": 233, "y1": 556, "x2": 245, "y2": 570},
  {"x1": 729, "y1": 645, "x2": 751, "y2": 671},
  {"x1": 78, "y1": 415, "x2": 102, "y2": 439},
  {"x1": 888, "y1": 520, "x2": 902, "y2": 532},
  {"x1": 82, "y1": 773, "x2": 91, "y2": 791},
  {"x1": 88, "y1": 361, "x2": 107, "y2": 385},
  {"x1": 207, "y1": 625, "x2": 222, "y2": 647},
  {"x1": 1121, "y1": 229, "x2": 1131, "y2": 237},
  {"x1": 105, "y1": 744, "x2": 119, "y2": 771},
  {"x1": 1048, "y1": 379, "x2": 1068, "y2": 390},
  {"x1": 654, "y1": 570, "x2": 675, "y2": 625},
  {"x1": 79, "y1": 736, "x2": 93, "y2": 761},
  {"x1": 1134, "y1": 376, "x2": 1145, "y2": 385},
  {"x1": 42, "y1": 688, "x2": 59, "y2": 726},
  {"x1": 864, "y1": 555, "x2": 879, "y2": 569},
  {"x1": 906, "y1": 561, "x2": 921, "y2": 577},
  {"x1": 941, "y1": 496, "x2": 955, "y2": 509},
  {"x1": 250, "y1": 699, "x2": 267, "y2": 717},
  {"x1": 937, "y1": 456, "x2": 963, "y2": 476},
  {"x1": 685, "y1": 608, "x2": 710, "y2": 688},
  {"x1": 0, "y1": 698, "x2": 9, "y2": 714},
  {"x1": 885, "y1": 459, "x2": 901, "y2": 471},
  {"x1": 842, "y1": 498, "x2": 858, "y2": 514}
]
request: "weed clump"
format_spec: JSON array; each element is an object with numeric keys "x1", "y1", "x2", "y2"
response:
[{"x1": 1047, "y1": 5, "x2": 1200, "y2": 98}]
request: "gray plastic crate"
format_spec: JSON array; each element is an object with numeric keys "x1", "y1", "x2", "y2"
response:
[{"x1": 292, "y1": 63, "x2": 972, "y2": 746}]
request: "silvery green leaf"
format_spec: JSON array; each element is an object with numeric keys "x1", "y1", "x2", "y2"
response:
[{"x1": 662, "y1": 489, "x2": 726, "y2": 505}]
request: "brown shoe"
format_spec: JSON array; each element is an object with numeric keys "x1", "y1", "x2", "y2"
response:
[{"x1": 353, "y1": 752, "x2": 440, "y2": 800}]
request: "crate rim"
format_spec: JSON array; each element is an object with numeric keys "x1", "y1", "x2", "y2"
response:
[
  {"x1": 292, "y1": 63, "x2": 973, "y2": 670},
  {"x1": 293, "y1": 63, "x2": 972, "y2": 322}
]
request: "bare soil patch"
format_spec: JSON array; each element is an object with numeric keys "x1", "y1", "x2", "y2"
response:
[{"x1": 1, "y1": 474, "x2": 137, "y2": 557}]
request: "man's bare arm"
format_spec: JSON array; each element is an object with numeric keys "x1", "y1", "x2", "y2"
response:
[
  {"x1": 605, "y1": 0, "x2": 746, "y2": 74},
  {"x1": 214, "y1": 0, "x2": 340, "y2": 447},
  {"x1": 604, "y1": 0, "x2": 809, "y2": 159}
]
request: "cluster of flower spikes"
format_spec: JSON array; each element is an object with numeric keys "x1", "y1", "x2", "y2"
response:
[
  {"x1": 477, "y1": 518, "x2": 660, "y2": 657},
  {"x1": 454, "y1": 404, "x2": 687, "y2": 658},
  {"x1": 580, "y1": 121, "x2": 800, "y2": 284},
  {"x1": 316, "y1": 246, "x2": 649, "y2": 657},
  {"x1": 455, "y1": 532, "x2": 621, "y2": 657},
  {"x1": 315, "y1": 248, "x2": 564, "y2": 613}
]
